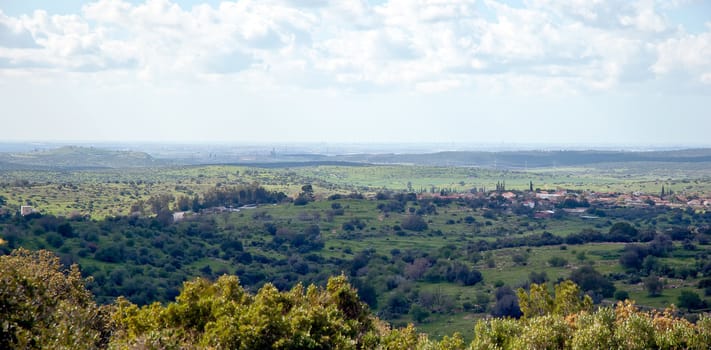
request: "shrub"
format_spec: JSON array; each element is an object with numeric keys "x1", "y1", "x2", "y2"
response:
[
  {"x1": 401, "y1": 215, "x2": 428, "y2": 231},
  {"x1": 614, "y1": 290, "x2": 630, "y2": 301},
  {"x1": 0, "y1": 249, "x2": 111, "y2": 349},
  {"x1": 548, "y1": 256, "x2": 568, "y2": 267}
]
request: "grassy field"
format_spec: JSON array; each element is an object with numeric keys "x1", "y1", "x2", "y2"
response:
[{"x1": 3, "y1": 162, "x2": 711, "y2": 220}]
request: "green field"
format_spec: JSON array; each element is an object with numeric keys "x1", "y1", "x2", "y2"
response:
[{"x1": 3, "y1": 162, "x2": 711, "y2": 220}]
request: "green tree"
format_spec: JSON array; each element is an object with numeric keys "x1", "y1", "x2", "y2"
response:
[
  {"x1": 401, "y1": 215, "x2": 428, "y2": 231},
  {"x1": 644, "y1": 274, "x2": 663, "y2": 297},
  {"x1": 678, "y1": 290, "x2": 704, "y2": 311},
  {"x1": 409, "y1": 304, "x2": 430, "y2": 323},
  {"x1": 609, "y1": 221, "x2": 638, "y2": 237},
  {"x1": 0, "y1": 249, "x2": 111, "y2": 349},
  {"x1": 110, "y1": 273, "x2": 381, "y2": 349},
  {"x1": 176, "y1": 195, "x2": 191, "y2": 211},
  {"x1": 570, "y1": 265, "x2": 616, "y2": 298},
  {"x1": 517, "y1": 281, "x2": 592, "y2": 319}
]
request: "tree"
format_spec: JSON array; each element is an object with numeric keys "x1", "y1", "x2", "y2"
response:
[
  {"x1": 529, "y1": 271, "x2": 548, "y2": 284},
  {"x1": 609, "y1": 222, "x2": 638, "y2": 238},
  {"x1": 678, "y1": 290, "x2": 704, "y2": 311},
  {"x1": 570, "y1": 265, "x2": 615, "y2": 298},
  {"x1": 385, "y1": 292, "x2": 411, "y2": 317},
  {"x1": 401, "y1": 215, "x2": 428, "y2": 231},
  {"x1": 147, "y1": 193, "x2": 174, "y2": 215},
  {"x1": 0, "y1": 249, "x2": 111, "y2": 349},
  {"x1": 294, "y1": 184, "x2": 315, "y2": 206},
  {"x1": 517, "y1": 281, "x2": 592, "y2": 319},
  {"x1": 644, "y1": 274, "x2": 663, "y2": 297},
  {"x1": 517, "y1": 283, "x2": 553, "y2": 318},
  {"x1": 492, "y1": 286, "x2": 522, "y2": 318},
  {"x1": 56, "y1": 222, "x2": 74, "y2": 238},
  {"x1": 512, "y1": 253, "x2": 528, "y2": 266},
  {"x1": 614, "y1": 290, "x2": 630, "y2": 301},
  {"x1": 176, "y1": 195, "x2": 191, "y2": 211},
  {"x1": 410, "y1": 304, "x2": 430, "y2": 323},
  {"x1": 112, "y1": 273, "x2": 382, "y2": 349},
  {"x1": 620, "y1": 249, "x2": 644, "y2": 270},
  {"x1": 548, "y1": 256, "x2": 568, "y2": 267},
  {"x1": 649, "y1": 234, "x2": 673, "y2": 257}
]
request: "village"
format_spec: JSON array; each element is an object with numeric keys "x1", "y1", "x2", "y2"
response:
[{"x1": 421, "y1": 184, "x2": 711, "y2": 220}]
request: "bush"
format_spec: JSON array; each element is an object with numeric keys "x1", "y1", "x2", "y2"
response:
[
  {"x1": 570, "y1": 265, "x2": 616, "y2": 298},
  {"x1": 678, "y1": 290, "x2": 704, "y2": 311},
  {"x1": 44, "y1": 232, "x2": 64, "y2": 248},
  {"x1": 0, "y1": 249, "x2": 111, "y2": 349},
  {"x1": 614, "y1": 290, "x2": 630, "y2": 301},
  {"x1": 548, "y1": 256, "x2": 568, "y2": 267},
  {"x1": 400, "y1": 215, "x2": 428, "y2": 231}
]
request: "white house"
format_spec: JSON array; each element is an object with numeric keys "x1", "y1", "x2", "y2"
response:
[{"x1": 20, "y1": 206, "x2": 35, "y2": 216}]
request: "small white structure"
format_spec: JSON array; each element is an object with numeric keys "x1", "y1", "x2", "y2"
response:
[
  {"x1": 173, "y1": 211, "x2": 187, "y2": 222},
  {"x1": 20, "y1": 206, "x2": 35, "y2": 216}
]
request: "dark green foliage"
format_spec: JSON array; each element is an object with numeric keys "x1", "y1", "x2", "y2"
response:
[
  {"x1": 620, "y1": 245, "x2": 646, "y2": 270},
  {"x1": 56, "y1": 222, "x2": 74, "y2": 238},
  {"x1": 492, "y1": 286, "x2": 522, "y2": 318},
  {"x1": 529, "y1": 271, "x2": 548, "y2": 284},
  {"x1": 570, "y1": 265, "x2": 615, "y2": 299},
  {"x1": 609, "y1": 222, "x2": 638, "y2": 238},
  {"x1": 548, "y1": 256, "x2": 567, "y2": 267},
  {"x1": 0, "y1": 249, "x2": 112, "y2": 349},
  {"x1": 410, "y1": 304, "x2": 430, "y2": 323},
  {"x1": 3, "y1": 248, "x2": 711, "y2": 349},
  {"x1": 44, "y1": 232, "x2": 64, "y2": 248},
  {"x1": 401, "y1": 214, "x2": 428, "y2": 231},
  {"x1": 614, "y1": 290, "x2": 630, "y2": 301},
  {"x1": 200, "y1": 184, "x2": 287, "y2": 209},
  {"x1": 644, "y1": 274, "x2": 663, "y2": 297},
  {"x1": 678, "y1": 290, "x2": 705, "y2": 311},
  {"x1": 385, "y1": 292, "x2": 411, "y2": 317}
]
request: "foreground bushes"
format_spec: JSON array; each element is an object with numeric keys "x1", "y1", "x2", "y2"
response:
[
  {"x1": 0, "y1": 249, "x2": 112, "y2": 349},
  {"x1": 474, "y1": 301, "x2": 711, "y2": 349},
  {"x1": 1, "y1": 248, "x2": 710, "y2": 349},
  {"x1": 110, "y1": 274, "x2": 379, "y2": 349}
]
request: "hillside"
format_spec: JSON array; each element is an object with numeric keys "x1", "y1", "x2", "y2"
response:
[
  {"x1": 165, "y1": 148, "x2": 711, "y2": 169},
  {"x1": 0, "y1": 146, "x2": 164, "y2": 169}
]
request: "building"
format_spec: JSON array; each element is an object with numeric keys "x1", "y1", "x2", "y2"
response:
[{"x1": 20, "y1": 206, "x2": 35, "y2": 216}]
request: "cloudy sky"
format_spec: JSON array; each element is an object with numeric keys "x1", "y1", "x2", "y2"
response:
[{"x1": 0, "y1": 0, "x2": 710, "y2": 146}]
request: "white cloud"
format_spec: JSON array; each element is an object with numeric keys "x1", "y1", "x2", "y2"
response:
[
  {"x1": 0, "y1": 0, "x2": 708, "y2": 93},
  {"x1": 653, "y1": 29, "x2": 711, "y2": 72}
]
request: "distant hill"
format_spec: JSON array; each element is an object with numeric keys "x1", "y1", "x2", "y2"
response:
[
  {"x1": 3, "y1": 145, "x2": 711, "y2": 170},
  {"x1": 0, "y1": 146, "x2": 164, "y2": 169},
  {"x1": 334, "y1": 149, "x2": 711, "y2": 168}
]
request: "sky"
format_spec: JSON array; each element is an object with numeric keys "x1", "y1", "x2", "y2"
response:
[{"x1": 0, "y1": 0, "x2": 710, "y2": 146}]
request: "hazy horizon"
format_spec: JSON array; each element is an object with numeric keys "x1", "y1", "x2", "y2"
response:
[
  {"x1": 1, "y1": 1, "x2": 710, "y2": 145},
  {"x1": 2, "y1": 140, "x2": 710, "y2": 156}
]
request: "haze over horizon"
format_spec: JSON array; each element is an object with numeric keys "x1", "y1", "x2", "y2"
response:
[{"x1": 1, "y1": 0, "x2": 710, "y2": 145}]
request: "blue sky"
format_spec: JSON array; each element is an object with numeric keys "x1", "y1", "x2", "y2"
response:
[{"x1": 0, "y1": 0, "x2": 710, "y2": 146}]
